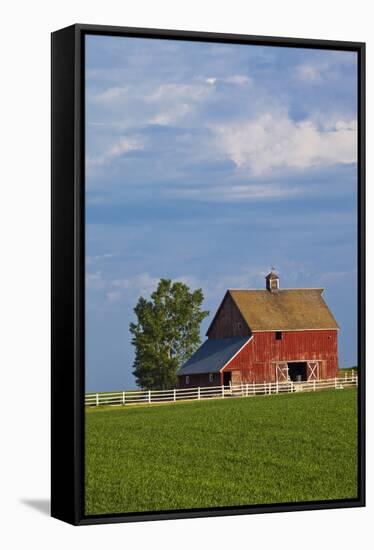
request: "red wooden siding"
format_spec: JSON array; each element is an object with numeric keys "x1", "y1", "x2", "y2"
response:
[
  {"x1": 207, "y1": 292, "x2": 251, "y2": 339},
  {"x1": 221, "y1": 330, "x2": 338, "y2": 383}
]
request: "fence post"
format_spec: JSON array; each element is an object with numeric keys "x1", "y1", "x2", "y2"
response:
[
  {"x1": 356, "y1": 374, "x2": 358, "y2": 387},
  {"x1": 276, "y1": 381, "x2": 279, "y2": 394},
  {"x1": 253, "y1": 381, "x2": 255, "y2": 395},
  {"x1": 173, "y1": 388, "x2": 176, "y2": 402},
  {"x1": 345, "y1": 372, "x2": 348, "y2": 382},
  {"x1": 334, "y1": 377, "x2": 337, "y2": 389},
  {"x1": 222, "y1": 385, "x2": 225, "y2": 398},
  {"x1": 198, "y1": 387, "x2": 201, "y2": 400},
  {"x1": 352, "y1": 369, "x2": 354, "y2": 380},
  {"x1": 122, "y1": 391, "x2": 125, "y2": 405},
  {"x1": 148, "y1": 390, "x2": 151, "y2": 403},
  {"x1": 96, "y1": 393, "x2": 99, "y2": 407},
  {"x1": 313, "y1": 379, "x2": 316, "y2": 392},
  {"x1": 246, "y1": 383, "x2": 248, "y2": 397}
]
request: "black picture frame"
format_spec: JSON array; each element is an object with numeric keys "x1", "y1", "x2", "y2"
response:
[{"x1": 51, "y1": 23, "x2": 366, "y2": 526}]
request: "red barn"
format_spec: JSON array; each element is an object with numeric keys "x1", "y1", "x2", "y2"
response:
[{"x1": 177, "y1": 271, "x2": 339, "y2": 388}]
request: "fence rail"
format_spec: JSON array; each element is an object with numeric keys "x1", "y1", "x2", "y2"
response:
[{"x1": 85, "y1": 374, "x2": 358, "y2": 407}]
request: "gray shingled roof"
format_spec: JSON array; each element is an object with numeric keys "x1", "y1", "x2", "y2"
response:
[{"x1": 177, "y1": 337, "x2": 250, "y2": 376}]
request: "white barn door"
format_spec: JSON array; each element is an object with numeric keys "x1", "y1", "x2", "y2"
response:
[
  {"x1": 306, "y1": 360, "x2": 321, "y2": 381},
  {"x1": 274, "y1": 361, "x2": 289, "y2": 382}
]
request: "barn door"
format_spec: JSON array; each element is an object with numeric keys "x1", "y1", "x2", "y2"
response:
[
  {"x1": 231, "y1": 370, "x2": 242, "y2": 386},
  {"x1": 275, "y1": 362, "x2": 289, "y2": 382},
  {"x1": 307, "y1": 361, "x2": 320, "y2": 381}
]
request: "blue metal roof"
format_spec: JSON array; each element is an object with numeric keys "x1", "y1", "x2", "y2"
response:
[{"x1": 177, "y1": 337, "x2": 250, "y2": 376}]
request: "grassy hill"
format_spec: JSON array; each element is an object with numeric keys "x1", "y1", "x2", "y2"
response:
[{"x1": 85, "y1": 388, "x2": 358, "y2": 515}]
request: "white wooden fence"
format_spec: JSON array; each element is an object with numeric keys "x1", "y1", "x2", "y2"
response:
[{"x1": 85, "y1": 373, "x2": 358, "y2": 407}]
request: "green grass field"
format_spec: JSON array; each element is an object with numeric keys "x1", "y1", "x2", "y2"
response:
[{"x1": 85, "y1": 388, "x2": 358, "y2": 515}]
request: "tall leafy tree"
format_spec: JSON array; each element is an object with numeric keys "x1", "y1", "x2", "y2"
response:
[{"x1": 130, "y1": 279, "x2": 209, "y2": 390}]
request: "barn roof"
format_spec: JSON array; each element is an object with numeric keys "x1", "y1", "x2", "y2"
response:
[
  {"x1": 228, "y1": 289, "x2": 339, "y2": 331},
  {"x1": 177, "y1": 336, "x2": 250, "y2": 376}
]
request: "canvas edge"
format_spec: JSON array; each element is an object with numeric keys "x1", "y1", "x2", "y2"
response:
[{"x1": 51, "y1": 24, "x2": 84, "y2": 526}]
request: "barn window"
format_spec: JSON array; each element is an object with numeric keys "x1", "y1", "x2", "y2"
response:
[
  {"x1": 186, "y1": 375, "x2": 190, "y2": 385},
  {"x1": 275, "y1": 331, "x2": 282, "y2": 340},
  {"x1": 209, "y1": 373, "x2": 214, "y2": 382}
]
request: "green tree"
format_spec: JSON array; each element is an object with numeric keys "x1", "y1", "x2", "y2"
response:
[{"x1": 130, "y1": 279, "x2": 209, "y2": 390}]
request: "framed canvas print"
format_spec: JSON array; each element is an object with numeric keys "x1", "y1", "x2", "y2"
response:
[{"x1": 51, "y1": 24, "x2": 365, "y2": 525}]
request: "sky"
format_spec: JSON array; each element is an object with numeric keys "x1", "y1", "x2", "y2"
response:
[{"x1": 85, "y1": 35, "x2": 358, "y2": 392}]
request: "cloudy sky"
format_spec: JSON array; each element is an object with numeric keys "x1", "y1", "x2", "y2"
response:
[{"x1": 85, "y1": 35, "x2": 358, "y2": 392}]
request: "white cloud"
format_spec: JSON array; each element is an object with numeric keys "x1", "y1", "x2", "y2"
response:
[
  {"x1": 173, "y1": 274, "x2": 202, "y2": 289},
  {"x1": 106, "y1": 291, "x2": 123, "y2": 303},
  {"x1": 87, "y1": 272, "x2": 161, "y2": 305},
  {"x1": 224, "y1": 75, "x2": 252, "y2": 85},
  {"x1": 319, "y1": 270, "x2": 355, "y2": 284},
  {"x1": 87, "y1": 271, "x2": 210, "y2": 306},
  {"x1": 87, "y1": 136, "x2": 144, "y2": 168},
  {"x1": 211, "y1": 113, "x2": 357, "y2": 176},
  {"x1": 111, "y1": 278, "x2": 131, "y2": 290},
  {"x1": 149, "y1": 103, "x2": 192, "y2": 125},
  {"x1": 89, "y1": 80, "x2": 215, "y2": 129},
  {"x1": 146, "y1": 82, "x2": 214, "y2": 126},
  {"x1": 166, "y1": 182, "x2": 302, "y2": 202},
  {"x1": 86, "y1": 253, "x2": 114, "y2": 265},
  {"x1": 86, "y1": 271, "x2": 106, "y2": 290},
  {"x1": 205, "y1": 75, "x2": 251, "y2": 86},
  {"x1": 110, "y1": 273, "x2": 160, "y2": 298},
  {"x1": 127, "y1": 273, "x2": 161, "y2": 296},
  {"x1": 295, "y1": 63, "x2": 326, "y2": 82},
  {"x1": 91, "y1": 86, "x2": 129, "y2": 103},
  {"x1": 146, "y1": 83, "x2": 211, "y2": 103}
]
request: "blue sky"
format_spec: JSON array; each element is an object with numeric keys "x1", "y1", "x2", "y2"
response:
[{"x1": 85, "y1": 35, "x2": 358, "y2": 392}]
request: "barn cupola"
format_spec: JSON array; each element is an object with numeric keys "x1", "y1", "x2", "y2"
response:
[{"x1": 266, "y1": 269, "x2": 279, "y2": 292}]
